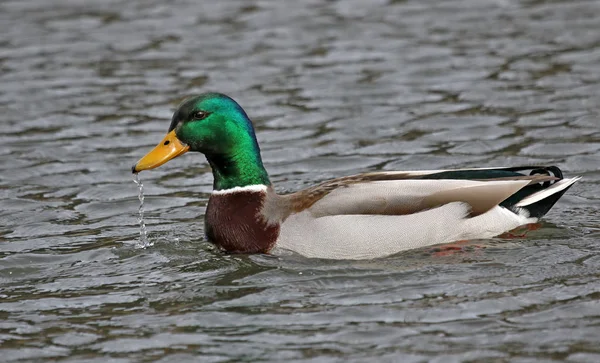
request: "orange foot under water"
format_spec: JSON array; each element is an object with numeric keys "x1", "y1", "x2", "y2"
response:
[
  {"x1": 498, "y1": 222, "x2": 542, "y2": 239},
  {"x1": 430, "y1": 223, "x2": 543, "y2": 257},
  {"x1": 429, "y1": 240, "x2": 482, "y2": 257}
]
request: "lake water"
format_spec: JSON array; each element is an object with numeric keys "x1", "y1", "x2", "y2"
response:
[{"x1": 1, "y1": 0, "x2": 599, "y2": 361}]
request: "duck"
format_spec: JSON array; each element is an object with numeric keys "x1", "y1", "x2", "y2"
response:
[{"x1": 132, "y1": 93, "x2": 580, "y2": 260}]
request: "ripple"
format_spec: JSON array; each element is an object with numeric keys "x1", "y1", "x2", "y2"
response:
[{"x1": 0, "y1": 0, "x2": 599, "y2": 361}]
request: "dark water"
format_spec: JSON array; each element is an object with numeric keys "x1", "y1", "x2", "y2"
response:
[{"x1": 1, "y1": 0, "x2": 599, "y2": 361}]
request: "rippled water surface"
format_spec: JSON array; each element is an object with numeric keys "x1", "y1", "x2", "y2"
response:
[{"x1": 1, "y1": 0, "x2": 600, "y2": 361}]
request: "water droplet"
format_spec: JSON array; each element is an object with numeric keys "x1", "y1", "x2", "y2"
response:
[{"x1": 133, "y1": 174, "x2": 152, "y2": 248}]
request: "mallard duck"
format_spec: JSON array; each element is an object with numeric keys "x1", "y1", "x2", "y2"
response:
[{"x1": 132, "y1": 93, "x2": 580, "y2": 260}]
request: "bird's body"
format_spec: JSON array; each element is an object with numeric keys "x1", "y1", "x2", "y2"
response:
[{"x1": 133, "y1": 93, "x2": 580, "y2": 260}]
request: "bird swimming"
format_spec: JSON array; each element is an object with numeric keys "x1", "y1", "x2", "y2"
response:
[{"x1": 132, "y1": 93, "x2": 580, "y2": 260}]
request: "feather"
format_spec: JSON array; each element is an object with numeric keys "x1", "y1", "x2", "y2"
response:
[
  {"x1": 296, "y1": 178, "x2": 531, "y2": 218},
  {"x1": 276, "y1": 203, "x2": 535, "y2": 259},
  {"x1": 516, "y1": 177, "x2": 581, "y2": 207}
]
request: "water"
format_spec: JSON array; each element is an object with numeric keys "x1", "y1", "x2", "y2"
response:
[
  {"x1": 133, "y1": 174, "x2": 151, "y2": 248},
  {"x1": 1, "y1": 0, "x2": 599, "y2": 361}
]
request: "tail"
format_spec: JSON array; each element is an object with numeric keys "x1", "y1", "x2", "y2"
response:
[{"x1": 514, "y1": 176, "x2": 581, "y2": 218}]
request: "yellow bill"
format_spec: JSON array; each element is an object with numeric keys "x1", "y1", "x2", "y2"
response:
[{"x1": 132, "y1": 130, "x2": 190, "y2": 173}]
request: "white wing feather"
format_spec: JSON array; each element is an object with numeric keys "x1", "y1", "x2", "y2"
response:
[{"x1": 308, "y1": 179, "x2": 531, "y2": 217}]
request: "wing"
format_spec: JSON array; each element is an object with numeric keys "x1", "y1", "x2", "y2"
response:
[
  {"x1": 283, "y1": 166, "x2": 560, "y2": 218},
  {"x1": 305, "y1": 179, "x2": 532, "y2": 217}
]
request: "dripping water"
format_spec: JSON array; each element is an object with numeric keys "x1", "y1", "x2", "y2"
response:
[{"x1": 133, "y1": 173, "x2": 152, "y2": 248}]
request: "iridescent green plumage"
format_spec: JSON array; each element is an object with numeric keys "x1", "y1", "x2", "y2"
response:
[{"x1": 170, "y1": 93, "x2": 270, "y2": 190}]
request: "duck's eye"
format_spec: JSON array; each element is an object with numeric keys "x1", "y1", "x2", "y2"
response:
[{"x1": 192, "y1": 111, "x2": 209, "y2": 120}]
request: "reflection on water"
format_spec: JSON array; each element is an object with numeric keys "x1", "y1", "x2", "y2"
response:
[{"x1": 0, "y1": 0, "x2": 599, "y2": 361}]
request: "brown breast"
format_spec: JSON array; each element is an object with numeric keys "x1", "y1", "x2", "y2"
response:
[{"x1": 205, "y1": 190, "x2": 280, "y2": 254}]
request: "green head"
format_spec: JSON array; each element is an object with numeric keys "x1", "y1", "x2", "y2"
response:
[{"x1": 132, "y1": 93, "x2": 270, "y2": 190}]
